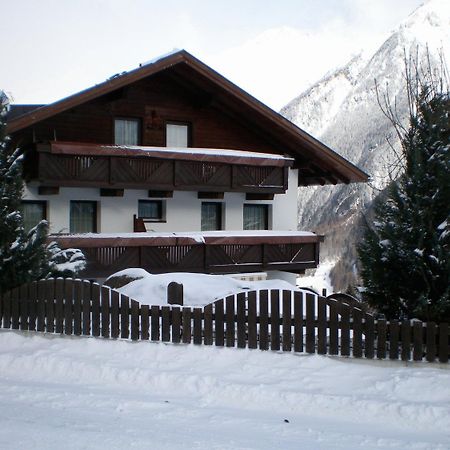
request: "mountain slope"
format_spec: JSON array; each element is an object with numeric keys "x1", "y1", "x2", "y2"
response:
[{"x1": 281, "y1": 0, "x2": 450, "y2": 291}]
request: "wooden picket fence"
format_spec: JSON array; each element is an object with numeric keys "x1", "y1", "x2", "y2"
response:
[{"x1": 0, "y1": 278, "x2": 448, "y2": 363}]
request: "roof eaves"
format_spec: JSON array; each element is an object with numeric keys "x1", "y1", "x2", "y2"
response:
[{"x1": 180, "y1": 52, "x2": 369, "y2": 183}]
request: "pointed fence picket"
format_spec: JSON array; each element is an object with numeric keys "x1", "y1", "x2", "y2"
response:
[{"x1": 0, "y1": 278, "x2": 448, "y2": 363}]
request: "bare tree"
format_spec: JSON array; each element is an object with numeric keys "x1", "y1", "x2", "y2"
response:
[{"x1": 374, "y1": 46, "x2": 449, "y2": 182}]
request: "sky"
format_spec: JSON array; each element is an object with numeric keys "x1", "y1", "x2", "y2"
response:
[{"x1": 1, "y1": 0, "x2": 425, "y2": 111}]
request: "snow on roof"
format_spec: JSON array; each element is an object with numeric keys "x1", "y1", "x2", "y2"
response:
[
  {"x1": 139, "y1": 48, "x2": 182, "y2": 67},
  {"x1": 51, "y1": 230, "x2": 320, "y2": 249},
  {"x1": 49, "y1": 142, "x2": 294, "y2": 167},
  {"x1": 54, "y1": 230, "x2": 317, "y2": 243},
  {"x1": 112, "y1": 145, "x2": 293, "y2": 161}
]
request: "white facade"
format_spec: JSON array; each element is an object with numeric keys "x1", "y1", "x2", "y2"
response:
[
  {"x1": 23, "y1": 169, "x2": 299, "y2": 285},
  {"x1": 23, "y1": 169, "x2": 299, "y2": 235}
]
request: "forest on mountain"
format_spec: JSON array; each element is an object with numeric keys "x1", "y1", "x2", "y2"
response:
[{"x1": 282, "y1": 0, "x2": 450, "y2": 294}]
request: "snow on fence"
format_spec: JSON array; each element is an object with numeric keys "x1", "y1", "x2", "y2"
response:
[{"x1": 0, "y1": 278, "x2": 448, "y2": 363}]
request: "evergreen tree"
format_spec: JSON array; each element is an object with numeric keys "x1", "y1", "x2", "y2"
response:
[
  {"x1": 0, "y1": 92, "x2": 86, "y2": 293},
  {"x1": 358, "y1": 88, "x2": 450, "y2": 322},
  {"x1": 0, "y1": 92, "x2": 50, "y2": 293}
]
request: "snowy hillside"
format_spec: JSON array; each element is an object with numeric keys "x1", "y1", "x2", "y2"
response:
[
  {"x1": 1, "y1": 330, "x2": 449, "y2": 449},
  {"x1": 281, "y1": 53, "x2": 367, "y2": 139},
  {"x1": 284, "y1": 0, "x2": 450, "y2": 290}
]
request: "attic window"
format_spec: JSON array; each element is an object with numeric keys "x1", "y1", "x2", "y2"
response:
[
  {"x1": 114, "y1": 118, "x2": 140, "y2": 145},
  {"x1": 166, "y1": 123, "x2": 189, "y2": 148}
]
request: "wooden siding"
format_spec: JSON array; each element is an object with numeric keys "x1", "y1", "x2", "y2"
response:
[{"x1": 26, "y1": 72, "x2": 282, "y2": 154}]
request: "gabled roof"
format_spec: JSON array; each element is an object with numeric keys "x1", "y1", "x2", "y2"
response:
[
  {"x1": 6, "y1": 50, "x2": 368, "y2": 185},
  {"x1": 7, "y1": 104, "x2": 43, "y2": 121}
]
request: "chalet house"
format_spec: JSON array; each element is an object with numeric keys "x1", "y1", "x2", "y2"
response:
[{"x1": 6, "y1": 50, "x2": 368, "y2": 283}]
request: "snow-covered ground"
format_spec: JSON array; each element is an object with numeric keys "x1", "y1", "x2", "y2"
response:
[
  {"x1": 297, "y1": 260, "x2": 335, "y2": 294},
  {"x1": 1, "y1": 330, "x2": 449, "y2": 449},
  {"x1": 109, "y1": 269, "x2": 301, "y2": 307}
]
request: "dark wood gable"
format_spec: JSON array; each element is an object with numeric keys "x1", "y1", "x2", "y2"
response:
[
  {"x1": 7, "y1": 50, "x2": 369, "y2": 186},
  {"x1": 26, "y1": 70, "x2": 282, "y2": 154}
]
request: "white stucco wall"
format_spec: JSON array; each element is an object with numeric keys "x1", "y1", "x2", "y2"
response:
[
  {"x1": 272, "y1": 169, "x2": 299, "y2": 231},
  {"x1": 23, "y1": 169, "x2": 299, "y2": 234},
  {"x1": 23, "y1": 168, "x2": 301, "y2": 285}
]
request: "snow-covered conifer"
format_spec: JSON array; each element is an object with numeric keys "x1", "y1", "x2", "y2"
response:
[
  {"x1": 358, "y1": 88, "x2": 450, "y2": 322},
  {"x1": 0, "y1": 91, "x2": 49, "y2": 292},
  {"x1": 0, "y1": 92, "x2": 85, "y2": 292}
]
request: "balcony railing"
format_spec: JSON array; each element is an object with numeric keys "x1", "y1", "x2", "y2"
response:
[
  {"x1": 52, "y1": 231, "x2": 321, "y2": 279},
  {"x1": 36, "y1": 142, "x2": 292, "y2": 194}
]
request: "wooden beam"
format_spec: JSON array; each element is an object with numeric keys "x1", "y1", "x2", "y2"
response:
[
  {"x1": 148, "y1": 190, "x2": 173, "y2": 198},
  {"x1": 38, "y1": 186, "x2": 59, "y2": 195},
  {"x1": 198, "y1": 192, "x2": 224, "y2": 199},
  {"x1": 100, "y1": 188, "x2": 124, "y2": 197},
  {"x1": 299, "y1": 176, "x2": 328, "y2": 186},
  {"x1": 246, "y1": 193, "x2": 274, "y2": 201},
  {"x1": 299, "y1": 167, "x2": 341, "y2": 185},
  {"x1": 306, "y1": 164, "x2": 348, "y2": 185}
]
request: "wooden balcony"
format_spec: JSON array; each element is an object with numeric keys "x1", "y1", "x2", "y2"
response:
[
  {"x1": 35, "y1": 142, "x2": 293, "y2": 194},
  {"x1": 52, "y1": 231, "x2": 321, "y2": 279}
]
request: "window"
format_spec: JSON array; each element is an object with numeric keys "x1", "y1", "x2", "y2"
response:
[
  {"x1": 138, "y1": 200, "x2": 164, "y2": 221},
  {"x1": 201, "y1": 202, "x2": 222, "y2": 231},
  {"x1": 70, "y1": 201, "x2": 97, "y2": 233},
  {"x1": 166, "y1": 123, "x2": 189, "y2": 147},
  {"x1": 243, "y1": 204, "x2": 269, "y2": 230},
  {"x1": 20, "y1": 201, "x2": 46, "y2": 233},
  {"x1": 114, "y1": 118, "x2": 140, "y2": 145}
]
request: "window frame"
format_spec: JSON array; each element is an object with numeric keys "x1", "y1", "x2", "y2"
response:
[
  {"x1": 138, "y1": 200, "x2": 166, "y2": 223},
  {"x1": 165, "y1": 120, "x2": 192, "y2": 148},
  {"x1": 201, "y1": 201, "x2": 223, "y2": 231},
  {"x1": 70, "y1": 200, "x2": 98, "y2": 234},
  {"x1": 20, "y1": 200, "x2": 47, "y2": 233},
  {"x1": 114, "y1": 117, "x2": 142, "y2": 146},
  {"x1": 243, "y1": 203, "x2": 270, "y2": 231}
]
